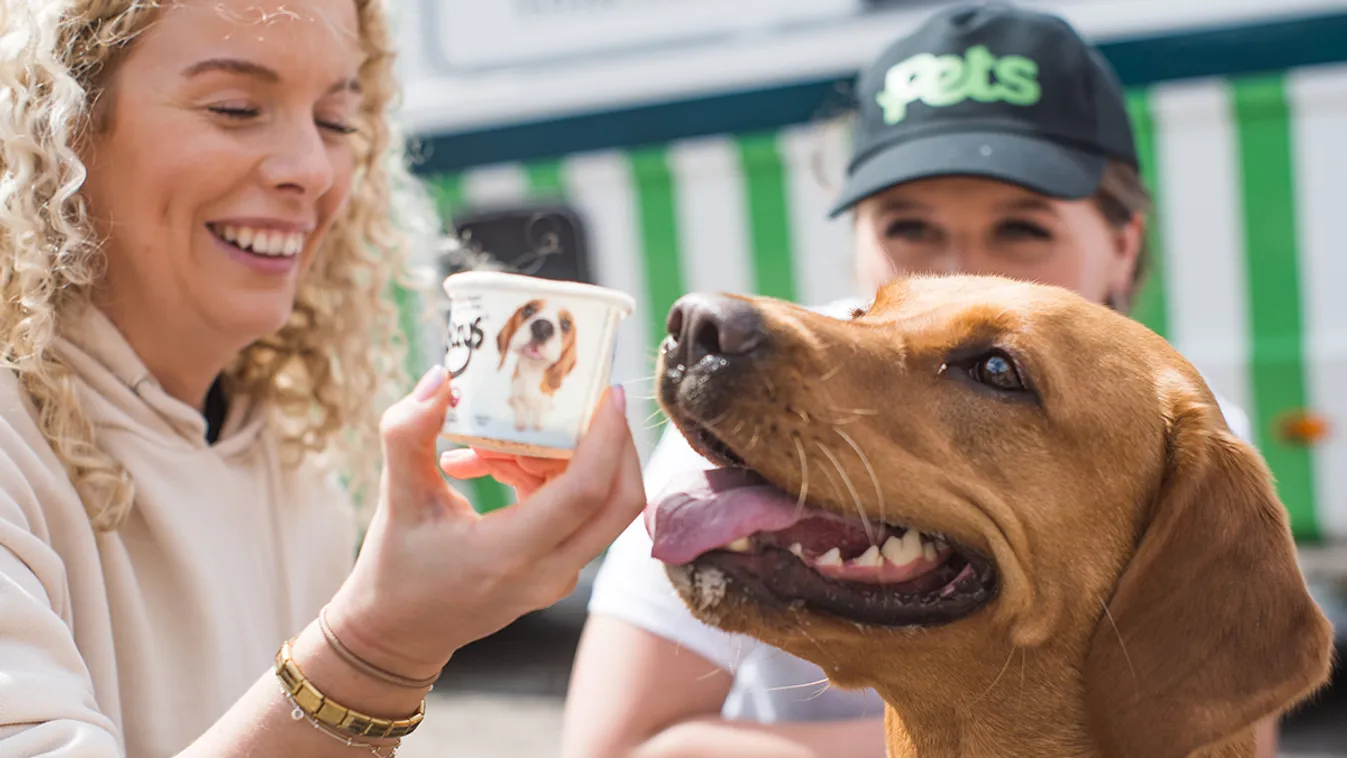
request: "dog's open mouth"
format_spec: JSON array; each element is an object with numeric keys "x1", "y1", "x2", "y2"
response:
[{"x1": 647, "y1": 426, "x2": 998, "y2": 628}]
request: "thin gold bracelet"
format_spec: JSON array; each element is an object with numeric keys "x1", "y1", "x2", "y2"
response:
[
  {"x1": 280, "y1": 686, "x2": 400, "y2": 758},
  {"x1": 274, "y1": 637, "x2": 426, "y2": 740}
]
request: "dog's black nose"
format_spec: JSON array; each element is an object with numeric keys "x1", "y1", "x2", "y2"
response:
[
  {"x1": 665, "y1": 293, "x2": 764, "y2": 366},
  {"x1": 530, "y1": 318, "x2": 554, "y2": 341}
]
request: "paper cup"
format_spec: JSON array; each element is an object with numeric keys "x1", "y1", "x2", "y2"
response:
[{"x1": 439, "y1": 271, "x2": 636, "y2": 458}]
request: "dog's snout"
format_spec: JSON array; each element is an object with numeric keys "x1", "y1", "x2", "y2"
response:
[
  {"x1": 665, "y1": 293, "x2": 764, "y2": 366},
  {"x1": 530, "y1": 318, "x2": 554, "y2": 341}
]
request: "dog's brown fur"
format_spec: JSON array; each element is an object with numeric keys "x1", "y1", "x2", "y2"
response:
[{"x1": 657, "y1": 275, "x2": 1334, "y2": 758}]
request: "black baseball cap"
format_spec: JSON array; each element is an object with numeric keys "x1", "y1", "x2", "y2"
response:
[{"x1": 830, "y1": 2, "x2": 1138, "y2": 217}]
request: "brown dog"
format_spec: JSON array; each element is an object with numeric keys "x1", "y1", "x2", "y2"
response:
[{"x1": 646, "y1": 275, "x2": 1333, "y2": 758}]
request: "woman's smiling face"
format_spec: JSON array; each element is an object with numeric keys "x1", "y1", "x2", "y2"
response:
[{"x1": 79, "y1": 0, "x2": 364, "y2": 360}]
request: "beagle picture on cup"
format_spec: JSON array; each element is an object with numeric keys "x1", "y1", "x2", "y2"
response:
[{"x1": 496, "y1": 298, "x2": 578, "y2": 431}]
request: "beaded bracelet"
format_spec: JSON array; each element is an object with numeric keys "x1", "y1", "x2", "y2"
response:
[{"x1": 280, "y1": 686, "x2": 401, "y2": 758}]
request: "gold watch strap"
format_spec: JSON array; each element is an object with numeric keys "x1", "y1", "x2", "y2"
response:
[{"x1": 275, "y1": 637, "x2": 426, "y2": 740}]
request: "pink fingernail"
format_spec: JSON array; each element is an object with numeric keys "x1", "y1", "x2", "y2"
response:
[
  {"x1": 610, "y1": 384, "x2": 626, "y2": 413},
  {"x1": 414, "y1": 365, "x2": 446, "y2": 401}
]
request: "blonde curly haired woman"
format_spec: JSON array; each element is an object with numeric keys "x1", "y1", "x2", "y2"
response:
[{"x1": 0, "y1": 1, "x2": 645, "y2": 756}]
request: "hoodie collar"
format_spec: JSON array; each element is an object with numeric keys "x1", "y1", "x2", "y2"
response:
[{"x1": 52, "y1": 305, "x2": 266, "y2": 453}]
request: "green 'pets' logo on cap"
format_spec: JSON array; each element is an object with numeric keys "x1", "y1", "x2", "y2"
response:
[{"x1": 876, "y1": 45, "x2": 1041, "y2": 125}]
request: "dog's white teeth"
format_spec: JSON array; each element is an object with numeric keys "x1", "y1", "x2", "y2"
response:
[
  {"x1": 922, "y1": 541, "x2": 937, "y2": 562},
  {"x1": 726, "y1": 537, "x2": 752, "y2": 553},
  {"x1": 881, "y1": 531, "x2": 925, "y2": 567},
  {"x1": 817, "y1": 547, "x2": 843, "y2": 566},
  {"x1": 853, "y1": 545, "x2": 883, "y2": 567},
  {"x1": 789, "y1": 542, "x2": 805, "y2": 558}
]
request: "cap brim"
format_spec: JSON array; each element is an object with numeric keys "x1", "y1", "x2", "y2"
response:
[{"x1": 828, "y1": 131, "x2": 1108, "y2": 217}]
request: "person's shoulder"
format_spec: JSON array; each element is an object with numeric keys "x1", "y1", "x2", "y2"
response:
[
  {"x1": 0, "y1": 369, "x2": 66, "y2": 483},
  {"x1": 1210, "y1": 390, "x2": 1253, "y2": 445}
]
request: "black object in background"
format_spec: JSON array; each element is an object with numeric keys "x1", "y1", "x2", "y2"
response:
[{"x1": 441, "y1": 203, "x2": 593, "y2": 285}]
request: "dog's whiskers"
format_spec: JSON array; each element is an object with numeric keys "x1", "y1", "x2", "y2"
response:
[
  {"x1": 814, "y1": 441, "x2": 875, "y2": 544},
  {"x1": 802, "y1": 681, "x2": 834, "y2": 701},
  {"x1": 641, "y1": 407, "x2": 668, "y2": 429},
  {"x1": 1020, "y1": 648, "x2": 1027, "y2": 691},
  {"x1": 820, "y1": 364, "x2": 843, "y2": 382},
  {"x1": 704, "y1": 406, "x2": 735, "y2": 431},
  {"x1": 764, "y1": 676, "x2": 832, "y2": 694},
  {"x1": 834, "y1": 426, "x2": 885, "y2": 528},
  {"x1": 1100, "y1": 600, "x2": 1137, "y2": 688},
  {"x1": 828, "y1": 407, "x2": 878, "y2": 417},
  {"x1": 968, "y1": 644, "x2": 1018, "y2": 706},
  {"x1": 791, "y1": 434, "x2": 811, "y2": 517}
]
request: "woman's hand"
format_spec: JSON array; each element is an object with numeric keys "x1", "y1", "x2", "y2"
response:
[
  {"x1": 323, "y1": 367, "x2": 644, "y2": 682},
  {"x1": 439, "y1": 448, "x2": 568, "y2": 501}
]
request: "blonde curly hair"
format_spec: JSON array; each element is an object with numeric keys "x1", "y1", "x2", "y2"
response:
[{"x1": 0, "y1": 0, "x2": 445, "y2": 531}]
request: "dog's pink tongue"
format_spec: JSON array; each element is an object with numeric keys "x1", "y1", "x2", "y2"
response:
[{"x1": 646, "y1": 468, "x2": 802, "y2": 565}]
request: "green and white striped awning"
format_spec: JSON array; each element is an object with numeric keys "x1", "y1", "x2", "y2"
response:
[{"x1": 410, "y1": 64, "x2": 1347, "y2": 544}]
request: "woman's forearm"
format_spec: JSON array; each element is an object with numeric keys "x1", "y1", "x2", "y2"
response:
[{"x1": 178, "y1": 620, "x2": 433, "y2": 758}]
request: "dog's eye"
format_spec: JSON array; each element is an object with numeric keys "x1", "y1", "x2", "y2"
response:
[
  {"x1": 560, "y1": 317, "x2": 572, "y2": 332},
  {"x1": 522, "y1": 304, "x2": 538, "y2": 317},
  {"x1": 970, "y1": 351, "x2": 1025, "y2": 392}
]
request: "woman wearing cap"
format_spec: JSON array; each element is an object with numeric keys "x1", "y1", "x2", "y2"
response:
[{"x1": 531, "y1": 3, "x2": 1280, "y2": 757}]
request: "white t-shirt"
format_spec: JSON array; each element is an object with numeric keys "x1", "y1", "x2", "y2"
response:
[{"x1": 586, "y1": 298, "x2": 1253, "y2": 724}]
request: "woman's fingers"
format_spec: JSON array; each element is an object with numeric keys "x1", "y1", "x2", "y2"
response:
[
  {"x1": 517, "y1": 456, "x2": 569, "y2": 479},
  {"x1": 550, "y1": 411, "x2": 646, "y2": 569},
  {"x1": 379, "y1": 366, "x2": 472, "y2": 517},
  {"x1": 439, "y1": 449, "x2": 493, "y2": 479},
  {"x1": 453, "y1": 448, "x2": 570, "y2": 480},
  {"x1": 442, "y1": 449, "x2": 568, "y2": 481},
  {"x1": 489, "y1": 387, "x2": 636, "y2": 552},
  {"x1": 440, "y1": 451, "x2": 546, "y2": 493}
]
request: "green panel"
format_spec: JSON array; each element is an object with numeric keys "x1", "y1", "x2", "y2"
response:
[
  {"x1": 1232, "y1": 75, "x2": 1319, "y2": 541},
  {"x1": 630, "y1": 147, "x2": 685, "y2": 431},
  {"x1": 526, "y1": 160, "x2": 567, "y2": 198},
  {"x1": 428, "y1": 173, "x2": 466, "y2": 227},
  {"x1": 1125, "y1": 88, "x2": 1169, "y2": 340},
  {"x1": 391, "y1": 282, "x2": 424, "y2": 384},
  {"x1": 736, "y1": 133, "x2": 798, "y2": 302}
]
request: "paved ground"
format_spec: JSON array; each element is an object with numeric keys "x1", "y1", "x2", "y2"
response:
[{"x1": 399, "y1": 569, "x2": 1347, "y2": 757}]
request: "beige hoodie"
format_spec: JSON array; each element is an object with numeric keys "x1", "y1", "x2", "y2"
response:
[{"x1": 0, "y1": 307, "x2": 357, "y2": 757}]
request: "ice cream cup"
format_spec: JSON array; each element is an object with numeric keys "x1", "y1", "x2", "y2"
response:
[{"x1": 439, "y1": 271, "x2": 636, "y2": 458}]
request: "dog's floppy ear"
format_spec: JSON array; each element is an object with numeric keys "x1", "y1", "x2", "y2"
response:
[
  {"x1": 1085, "y1": 381, "x2": 1333, "y2": 758},
  {"x1": 542, "y1": 310, "x2": 578, "y2": 395},
  {"x1": 496, "y1": 305, "x2": 527, "y2": 369}
]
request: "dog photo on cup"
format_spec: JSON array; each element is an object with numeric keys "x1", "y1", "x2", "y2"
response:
[{"x1": 495, "y1": 298, "x2": 579, "y2": 432}]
